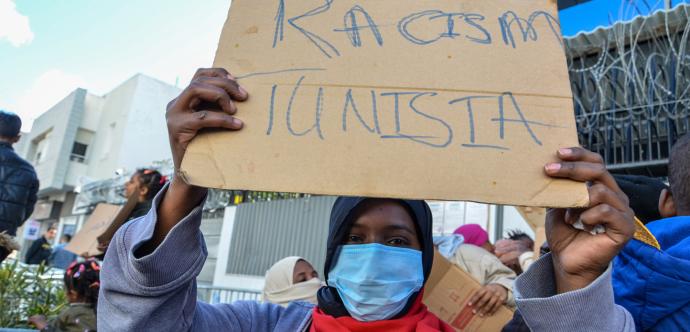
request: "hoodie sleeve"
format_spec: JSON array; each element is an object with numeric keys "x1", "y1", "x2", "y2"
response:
[
  {"x1": 97, "y1": 185, "x2": 291, "y2": 331},
  {"x1": 514, "y1": 253, "x2": 635, "y2": 332}
]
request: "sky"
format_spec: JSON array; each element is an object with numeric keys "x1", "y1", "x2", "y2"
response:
[{"x1": 1, "y1": 0, "x2": 688, "y2": 131}]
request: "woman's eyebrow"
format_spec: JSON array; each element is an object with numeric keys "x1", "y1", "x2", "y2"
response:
[{"x1": 384, "y1": 224, "x2": 416, "y2": 235}]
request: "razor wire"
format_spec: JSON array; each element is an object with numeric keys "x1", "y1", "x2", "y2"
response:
[{"x1": 566, "y1": 4, "x2": 690, "y2": 168}]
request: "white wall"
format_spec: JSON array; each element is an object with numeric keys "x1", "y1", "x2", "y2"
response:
[
  {"x1": 85, "y1": 77, "x2": 138, "y2": 180},
  {"x1": 423, "y1": 201, "x2": 535, "y2": 241},
  {"x1": 213, "y1": 206, "x2": 265, "y2": 291},
  {"x1": 82, "y1": 94, "x2": 105, "y2": 131},
  {"x1": 117, "y1": 74, "x2": 179, "y2": 171},
  {"x1": 501, "y1": 206, "x2": 536, "y2": 239},
  {"x1": 26, "y1": 90, "x2": 81, "y2": 192}
]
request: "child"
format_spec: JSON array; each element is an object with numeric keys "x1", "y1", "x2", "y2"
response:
[
  {"x1": 613, "y1": 133, "x2": 690, "y2": 331},
  {"x1": 29, "y1": 260, "x2": 100, "y2": 332}
]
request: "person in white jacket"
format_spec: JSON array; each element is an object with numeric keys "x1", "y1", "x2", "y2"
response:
[{"x1": 435, "y1": 232, "x2": 517, "y2": 317}]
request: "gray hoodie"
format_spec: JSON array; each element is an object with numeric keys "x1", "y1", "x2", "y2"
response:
[{"x1": 98, "y1": 188, "x2": 635, "y2": 331}]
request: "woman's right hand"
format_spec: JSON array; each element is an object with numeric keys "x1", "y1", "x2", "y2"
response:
[
  {"x1": 166, "y1": 68, "x2": 248, "y2": 172},
  {"x1": 142, "y1": 68, "x2": 249, "y2": 254}
]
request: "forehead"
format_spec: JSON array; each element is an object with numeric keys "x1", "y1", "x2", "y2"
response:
[
  {"x1": 293, "y1": 260, "x2": 314, "y2": 272},
  {"x1": 350, "y1": 199, "x2": 416, "y2": 229}
]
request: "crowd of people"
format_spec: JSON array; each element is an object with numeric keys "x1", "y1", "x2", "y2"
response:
[
  {"x1": 0, "y1": 67, "x2": 689, "y2": 331},
  {"x1": 95, "y1": 68, "x2": 687, "y2": 331}
]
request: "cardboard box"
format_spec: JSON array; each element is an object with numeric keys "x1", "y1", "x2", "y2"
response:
[{"x1": 424, "y1": 251, "x2": 514, "y2": 331}]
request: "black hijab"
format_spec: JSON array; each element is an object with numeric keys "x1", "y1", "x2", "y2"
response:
[{"x1": 317, "y1": 196, "x2": 435, "y2": 317}]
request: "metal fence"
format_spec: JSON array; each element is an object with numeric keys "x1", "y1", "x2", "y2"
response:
[
  {"x1": 196, "y1": 285, "x2": 262, "y2": 304},
  {"x1": 566, "y1": 4, "x2": 690, "y2": 176}
]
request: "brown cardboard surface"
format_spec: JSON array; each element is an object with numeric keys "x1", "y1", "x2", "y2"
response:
[
  {"x1": 181, "y1": 0, "x2": 589, "y2": 207},
  {"x1": 424, "y1": 251, "x2": 513, "y2": 331},
  {"x1": 65, "y1": 204, "x2": 121, "y2": 256},
  {"x1": 516, "y1": 206, "x2": 547, "y2": 230},
  {"x1": 533, "y1": 226, "x2": 547, "y2": 260},
  {"x1": 97, "y1": 193, "x2": 138, "y2": 246}
]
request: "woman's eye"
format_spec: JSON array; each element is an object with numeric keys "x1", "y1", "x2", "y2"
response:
[
  {"x1": 388, "y1": 238, "x2": 408, "y2": 246},
  {"x1": 347, "y1": 235, "x2": 363, "y2": 243}
]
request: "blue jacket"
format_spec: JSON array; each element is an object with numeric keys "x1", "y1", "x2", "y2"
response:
[
  {"x1": 613, "y1": 216, "x2": 690, "y2": 331},
  {"x1": 50, "y1": 243, "x2": 78, "y2": 270},
  {"x1": 0, "y1": 142, "x2": 38, "y2": 236}
]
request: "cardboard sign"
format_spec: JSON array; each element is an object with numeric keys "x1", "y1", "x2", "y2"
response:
[
  {"x1": 533, "y1": 226, "x2": 546, "y2": 260},
  {"x1": 516, "y1": 206, "x2": 547, "y2": 230},
  {"x1": 181, "y1": 0, "x2": 589, "y2": 207},
  {"x1": 425, "y1": 251, "x2": 513, "y2": 331},
  {"x1": 65, "y1": 204, "x2": 121, "y2": 256},
  {"x1": 97, "y1": 193, "x2": 139, "y2": 246}
]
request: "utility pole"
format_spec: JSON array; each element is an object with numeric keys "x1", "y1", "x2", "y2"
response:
[{"x1": 665, "y1": 0, "x2": 673, "y2": 9}]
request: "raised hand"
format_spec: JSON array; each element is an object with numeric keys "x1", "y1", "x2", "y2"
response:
[
  {"x1": 141, "y1": 68, "x2": 248, "y2": 254},
  {"x1": 167, "y1": 68, "x2": 248, "y2": 171},
  {"x1": 544, "y1": 147, "x2": 635, "y2": 293}
]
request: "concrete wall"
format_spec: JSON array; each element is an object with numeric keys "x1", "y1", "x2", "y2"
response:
[
  {"x1": 85, "y1": 77, "x2": 138, "y2": 180},
  {"x1": 24, "y1": 89, "x2": 87, "y2": 194},
  {"x1": 117, "y1": 74, "x2": 178, "y2": 171},
  {"x1": 84, "y1": 74, "x2": 179, "y2": 179},
  {"x1": 14, "y1": 132, "x2": 30, "y2": 159}
]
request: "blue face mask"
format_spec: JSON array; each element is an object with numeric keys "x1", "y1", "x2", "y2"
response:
[{"x1": 327, "y1": 243, "x2": 424, "y2": 322}]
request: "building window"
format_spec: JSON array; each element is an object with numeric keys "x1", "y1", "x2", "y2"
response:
[{"x1": 70, "y1": 142, "x2": 88, "y2": 163}]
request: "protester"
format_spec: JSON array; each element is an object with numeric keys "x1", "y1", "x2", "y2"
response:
[
  {"x1": 435, "y1": 228, "x2": 517, "y2": 316},
  {"x1": 51, "y1": 234, "x2": 78, "y2": 270},
  {"x1": 612, "y1": 174, "x2": 668, "y2": 224},
  {"x1": 0, "y1": 110, "x2": 39, "y2": 263},
  {"x1": 613, "y1": 133, "x2": 690, "y2": 331},
  {"x1": 503, "y1": 173, "x2": 668, "y2": 331},
  {"x1": 98, "y1": 68, "x2": 636, "y2": 331},
  {"x1": 25, "y1": 224, "x2": 57, "y2": 265},
  {"x1": 123, "y1": 169, "x2": 168, "y2": 219},
  {"x1": 94, "y1": 169, "x2": 167, "y2": 257},
  {"x1": 29, "y1": 260, "x2": 100, "y2": 332},
  {"x1": 453, "y1": 224, "x2": 495, "y2": 253},
  {"x1": 263, "y1": 257, "x2": 322, "y2": 307},
  {"x1": 495, "y1": 230, "x2": 535, "y2": 275}
]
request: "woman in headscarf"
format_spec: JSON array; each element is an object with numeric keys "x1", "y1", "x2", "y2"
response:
[
  {"x1": 99, "y1": 68, "x2": 637, "y2": 331},
  {"x1": 263, "y1": 257, "x2": 321, "y2": 307}
]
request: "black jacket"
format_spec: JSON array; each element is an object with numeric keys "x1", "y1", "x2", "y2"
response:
[
  {"x1": 0, "y1": 142, "x2": 38, "y2": 236},
  {"x1": 25, "y1": 236, "x2": 51, "y2": 265}
]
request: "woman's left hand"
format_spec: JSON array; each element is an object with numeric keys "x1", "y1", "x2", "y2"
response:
[
  {"x1": 544, "y1": 147, "x2": 635, "y2": 293},
  {"x1": 468, "y1": 283, "x2": 508, "y2": 316}
]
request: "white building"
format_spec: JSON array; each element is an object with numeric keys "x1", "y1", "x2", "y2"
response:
[{"x1": 16, "y1": 74, "x2": 180, "y2": 248}]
